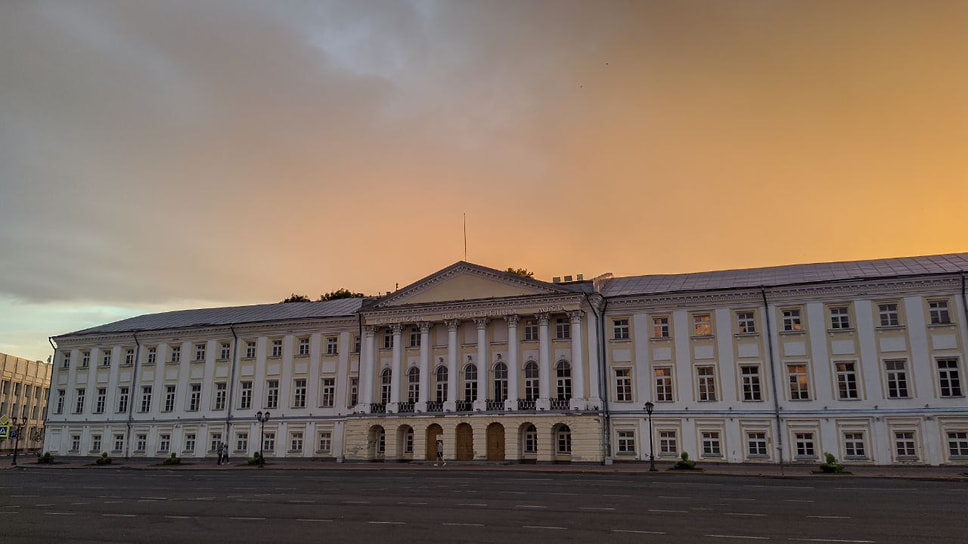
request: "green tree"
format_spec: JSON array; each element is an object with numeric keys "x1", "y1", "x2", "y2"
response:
[
  {"x1": 319, "y1": 288, "x2": 366, "y2": 301},
  {"x1": 505, "y1": 267, "x2": 534, "y2": 279},
  {"x1": 281, "y1": 293, "x2": 311, "y2": 303}
]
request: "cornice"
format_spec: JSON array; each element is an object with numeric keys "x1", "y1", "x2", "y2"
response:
[{"x1": 362, "y1": 293, "x2": 584, "y2": 325}]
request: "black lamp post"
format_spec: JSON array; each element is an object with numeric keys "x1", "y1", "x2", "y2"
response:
[
  {"x1": 10, "y1": 417, "x2": 27, "y2": 466},
  {"x1": 255, "y1": 410, "x2": 270, "y2": 467},
  {"x1": 645, "y1": 401, "x2": 657, "y2": 472}
]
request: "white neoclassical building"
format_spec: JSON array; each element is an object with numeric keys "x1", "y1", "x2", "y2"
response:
[
  {"x1": 1, "y1": 352, "x2": 52, "y2": 454},
  {"x1": 44, "y1": 255, "x2": 968, "y2": 466}
]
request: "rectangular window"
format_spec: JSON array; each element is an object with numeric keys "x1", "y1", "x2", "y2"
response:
[
  {"x1": 81, "y1": 351, "x2": 90, "y2": 368},
  {"x1": 737, "y1": 311, "x2": 756, "y2": 334},
  {"x1": 349, "y1": 377, "x2": 359, "y2": 407},
  {"x1": 117, "y1": 386, "x2": 129, "y2": 413},
  {"x1": 885, "y1": 360, "x2": 909, "y2": 398},
  {"x1": 245, "y1": 341, "x2": 256, "y2": 359},
  {"x1": 878, "y1": 303, "x2": 900, "y2": 327},
  {"x1": 317, "y1": 431, "x2": 332, "y2": 454},
  {"x1": 220, "y1": 342, "x2": 232, "y2": 360},
  {"x1": 782, "y1": 309, "x2": 803, "y2": 332},
  {"x1": 214, "y1": 383, "x2": 227, "y2": 411},
  {"x1": 270, "y1": 339, "x2": 283, "y2": 358},
  {"x1": 613, "y1": 319, "x2": 630, "y2": 340},
  {"x1": 326, "y1": 337, "x2": 338, "y2": 355},
  {"x1": 293, "y1": 379, "x2": 307, "y2": 408},
  {"x1": 113, "y1": 433, "x2": 124, "y2": 452},
  {"x1": 654, "y1": 367, "x2": 673, "y2": 402},
  {"x1": 701, "y1": 431, "x2": 722, "y2": 457},
  {"x1": 659, "y1": 430, "x2": 678, "y2": 455},
  {"x1": 135, "y1": 434, "x2": 147, "y2": 453},
  {"x1": 696, "y1": 366, "x2": 717, "y2": 401},
  {"x1": 938, "y1": 358, "x2": 963, "y2": 397},
  {"x1": 320, "y1": 378, "x2": 335, "y2": 408},
  {"x1": 747, "y1": 432, "x2": 768, "y2": 457},
  {"x1": 947, "y1": 431, "x2": 968, "y2": 458},
  {"x1": 95, "y1": 388, "x2": 106, "y2": 414},
  {"x1": 163, "y1": 385, "x2": 176, "y2": 412},
  {"x1": 74, "y1": 388, "x2": 86, "y2": 414},
  {"x1": 895, "y1": 431, "x2": 917, "y2": 459},
  {"x1": 124, "y1": 349, "x2": 135, "y2": 366},
  {"x1": 693, "y1": 314, "x2": 712, "y2": 337},
  {"x1": 194, "y1": 343, "x2": 206, "y2": 362},
  {"x1": 409, "y1": 328, "x2": 420, "y2": 348},
  {"x1": 159, "y1": 434, "x2": 171, "y2": 452},
  {"x1": 101, "y1": 350, "x2": 112, "y2": 367},
  {"x1": 56, "y1": 390, "x2": 65, "y2": 414},
  {"x1": 236, "y1": 432, "x2": 249, "y2": 452},
  {"x1": 290, "y1": 431, "x2": 304, "y2": 452},
  {"x1": 614, "y1": 369, "x2": 632, "y2": 402},
  {"x1": 795, "y1": 432, "x2": 816, "y2": 458},
  {"x1": 62, "y1": 352, "x2": 71, "y2": 369},
  {"x1": 524, "y1": 426, "x2": 538, "y2": 453},
  {"x1": 829, "y1": 307, "x2": 851, "y2": 330},
  {"x1": 169, "y1": 346, "x2": 180, "y2": 363},
  {"x1": 299, "y1": 337, "x2": 311, "y2": 356},
  {"x1": 265, "y1": 380, "x2": 279, "y2": 409},
  {"x1": 71, "y1": 434, "x2": 81, "y2": 452},
  {"x1": 184, "y1": 433, "x2": 196, "y2": 453},
  {"x1": 523, "y1": 320, "x2": 539, "y2": 342},
  {"x1": 209, "y1": 433, "x2": 222, "y2": 453},
  {"x1": 788, "y1": 364, "x2": 810, "y2": 400},
  {"x1": 836, "y1": 362, "x2": 859, "y2": 399},
  {"x1": 616, "y1": 430, "x2": 636, "y2": 454},
  {"x1": 263, "y1": 432, "x2": 275, "y2": 452},
  {"x1": 353, "y1": 336, "x2": 361, "y2": 353},
  {"x1": 844, "y1": 432, "x2": 866, "y2": 459},
  {"x1": 741, "y1": 365, "x2": 762, "y2": 401},
  {"x1": 188, "y1": 383, "x2": 201, "y2": 411},
  {"x1": 929, "y1": 300, "x2": 951, "y2": 325},
  {"x1": 555, "y1": 318, "x2": 571, "y2": 340},
  {"x1": 383, "y1": 331, "x2": 394, "y2": 349},
  {"x1": 91, "y1": 434, "x2": 102, "y2": 453},
  {"x1": 140, "y1": 385, "x2": 152, "y2": 413},
  {"x1": 653, "y1": 316, "x2": 670, "y2": 338},
  {"x1": 146, "y1": 347, "x2": 156, "y2": 365}
]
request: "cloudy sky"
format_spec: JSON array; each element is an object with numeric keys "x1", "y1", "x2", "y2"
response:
[{"x1": 2, "y1": 0, "x2": 966, "y2": 361}]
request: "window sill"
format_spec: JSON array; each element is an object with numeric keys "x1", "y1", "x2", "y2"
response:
[
  {"x1": 875, "y1": 325, "x2": 905, "y2": 332},
  {"x1": 927, "y1": 323, "x2": 955, "y2": 328},
  {"x1": 844, "y1": 456, "x2": 868, "y2": 461},
  {"x1": 700, "y1": 454, "x2": 723, "y2": 459},
  {"x1": 614, "y1": 451, "x2": 637, "y2": 456},
  {"x1": 747, "y1": 454, "x2": 769, "y2": 460},
  {"x1": 120, "y1": 363, "x2": 133, "y2": 368},
  {"x1": 795, "y1": 455, "x2": 817, "y2": 461},
  {"x1": 741, "y1": 399, "x2": 766, "y2": 403},
  {"x1": 295, "y1": 354, "x2": 310, "y2": 359},
  {"x1": 191, "y1": 360, "x2": 205, "y2": 364},
  {"x1": 734, "y1": 333, "x2": 759, "y2": 338},
  {"x1": 267, "y1": 356, "x2": 282, "y2": 360},
  {"x1": 827, "y1": 328, "x2": 854, "y2": 334},
  {"x1": 690, "y1": 335, "x2": 714, "y2": 341},
  {"x1": 649, "y1": 337, "x2": 671, "y2": 342},
  {"x1": 780, "y1": 330, "x2": 805, "y2": 336},
  {"x1": 610, "y1": 338, "x2": 631, "y2": 344}
]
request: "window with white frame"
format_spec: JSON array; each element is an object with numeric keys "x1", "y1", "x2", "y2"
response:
[
  {"x1": 117, "y1": 386, "x2": 129, "y2": 413},
  {"x1": 782, "y1": 309, "x2": 803, "y2": 332},
  {"x1": 885, "y1": 359, "x2": 910, "y2": 398},
  {"x1": 113, "y1": 433, "x2": 124, "y2": 452},
  {"x1": 236, "y1": 432, "x2": 248, "y2": 452},
  {"x1": 614, "y1": 369, "x2": 632, "y2": 402},
  {"x1": 556, "y1": 361, "x2": 572, "y2": 399},
  {"x1": 245, "y1": 341, "x2": 256, "y2": 359},
  {"x1": 696, "y1": 366, "x2": 717, "y2": 401},
  {"x1": 653, "y1": 316, "x2": 670, "y2": 338},
  {"x1": 298, "y1": 337, "x2": 310, "y2": 356},
  {"x1": 209, "y1": 433, "x2": 222, "y2": 453},
  {"x1": 844, "y1": 432, "x2": 866, "y2": 459},
  {"x1": 736, "y1": 311, "x2": 756, "y2": 334},
  {"x1": 383, "y1": 331, "x2": 393, "y2": 349},
  {"x1": 409, "y1": 328, "x2": 420, "y2": 348},
  {"x1": 613, "y1": 319, "x2": 630, "y2": 340},
  {"x1": 146, "y1": 347, "x2": 156, "y2": 364},
  {"x1": 434, "y1": 367, "x2": 447, "y2": 403},
  {"x1": 188, "y1": 383, "x2": 201, "y2": 411},
  {"x1": 404, "y1": 427, "x2": 414, "y2": 454},
  {"x1": 741, "y1": 365, "x2": 762, "y2": 401},
  {"x1": 169, "y1": 346, "x2": 180, "y2": 364},
  {"x1": 654, "y1": 367, "x2": 673, "y2": 402},
  {"x1": 317, "y1": 431, "x2": 332, "y2": 454},
  {"x1": 140, "y1": 386, "x2": 152, "y2": 413},
  {"x1": 947, "y1": 431, "x2": 968, "y2": 458},
  {"x1": 95, "y1": 388, "x2": 106, "y2": 414},
  {"x1": 929, "y1": 300, "x2": 951, "y2": 325},
  {"x1": 524, "y1": 362, "x2": 539, "y2": 401},
  {"x1": 794, "y1": 432, "x2": 816, "y2": 458},
  {"x1": 463, "y1": 364, "x2": 477, "y2": 402},
  {"x1": 101, "y1": 350, "x2": 112, "y2": 367},
  {"x1": 524, "y1": 320, "x2": 538, "y2": 341},
  {"x1": 829, "y1": 307, "x2": 851, "y2": 330},
  {"x1": 555, "y1": 318, "x2": 570, "y2": 340},
  {"x1": 74, "y1": 388, "x2": 86, "y2": 414},
  {"x1": 91, "y1": 434, "x2": 102, "y2": 453},
  {"x1": 693, "y1": 314, "x2": 712, "y2": 336},
  {"x1": 270, "y1": 339, "x2": 283, "y2": 358},
  {"x1": 220, "y1": 342, "x2": 231, "y2": 360},
  {"x1": 290, "y1": 431, "x2": 304, "y2": 452},
  {"x1": 326, "y1": 336, "x2": 338, "y2": 355},
  {"x1": 320, "y1": 378, "x2": 335, "y2": 408},
  {"x1": 407, "y1": 368, "x2": 419, "y2": 403},
  {"x1": 292, "y1": 379, "x2": 307, "y2": 408},
  {"x1": 353, "y1": 336, "x2": 361, "y2": 353},
  {"x1": 214, "y1": 383, "x2": 227, "y2": 411},
  {"x1": 81, "y1": 351, "x2": 90, "y2": 367},
  {"x1": 194, "y1": 343, "x2": 206, "y2": 362},
  {"x1": 747, "y1": 431, "x2": 768, "y2": 457},
  {"x1": 70, "y1": 434, "x2": 81, "y2": 452},
  {"x1": 937, "y1": 358, "x2": 963, "y2": 397},
  {"x1": 184, "y1": 433, "x2": 196, "y2": 453},
  {"x1": 349, "y1": 377, "x2": 359, "y2": 407},
  {"x1": 265, "y1": 380, "x2": 279, "y2": 409},
  {"x1": 239, "y1": 381, "x2": 253, "y2": 409},
  {"x1": 878, "y1": 303, "x2": 900, "y2": 327},
  {"x1": 163, "y1": 385, "x2": 176, "y2": 412},
  {"x1": 616, "y1": 430, "x2": 636, "y2": 454},
  {"x1": 124, "y1": 349, "x2": 134, "y2": 365},
  {"x1": 659, "y1": 430, "x2": 678, "y2": 456},
  {"x1": 835, "y1": 362, "x2": 859, "y2": 399},
  {"x1": 62, "y1": 352, "x2": 71, "y2": 369},
  {"x1": 523, "y1": 424, "x2": 537, "y2": 454},
  {"x1": 701, "y1": 431, "x2": 722, "y2": 457},
  {"x1": 159, "y1": 433, "x2": 171, "y2": 452},
  {"x1": 895, "y1": 431, "x2": 918, "y2": 459},
  {"x1": 493, "y1": 363, "x2": 508, "y2": 403},
  {"x1": 56, "y1": 390, "x2": 65, "y2": 414},
  {"x1": 381, "y1": 369, "x2": 392, "y2": 405},
  {"x1": 135, "y1": 434, "x2": 147, "y2": 453},
  {"x1": 556, "y1": 425, "x2": 572, "y2": 454},
  {"x1": 787, "y1": 364, "x2": 810, "y2": 400}
]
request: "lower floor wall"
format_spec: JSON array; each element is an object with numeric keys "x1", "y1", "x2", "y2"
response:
[{"x1": 42, "y1": 413, "x2": 968, "y2": 466}]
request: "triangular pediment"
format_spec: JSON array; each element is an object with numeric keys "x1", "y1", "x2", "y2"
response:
[{"x1": 373, "y1": 262, "x2": 569, "y2": 308}]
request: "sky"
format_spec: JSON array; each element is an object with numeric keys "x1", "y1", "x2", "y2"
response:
[{"x1": 1, "y1": 0, "x2": 966, "y2": 362}]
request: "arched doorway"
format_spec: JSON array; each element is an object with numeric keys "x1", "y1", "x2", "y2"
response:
[
  {"x1": 367, "y1": 425, "x2": 385, "y2": 461},
  {"x1": 520, "y1": 422, "x2": 538, "y2": 463},
  {"x1": 486, "y1": 423, "x2": 505, "y2": 461},
  {"x1": 425, "y1": 424, "x2": 443, "y2": 461},
  {"x1": 456, "y1": 423, "x2": 474, "y2": 461}
]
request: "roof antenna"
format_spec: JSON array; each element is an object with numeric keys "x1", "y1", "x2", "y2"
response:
[{"x1": 463, "y1": 212, "x2": 468, "y2": 261}]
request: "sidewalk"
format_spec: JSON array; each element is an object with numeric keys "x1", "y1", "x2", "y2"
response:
[{"x1": 8, "y1": 455, "x2": 968, "y2": 481}]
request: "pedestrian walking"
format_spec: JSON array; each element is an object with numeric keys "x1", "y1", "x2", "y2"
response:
[
  {"x1": 221, "y1": 443, "x2": 229, "y2": 465},
  {"x1": 435, "y1": 439, "x2": 446, "y2": 467},
  {"x1": 216, "y1": 442, "x2": 224, "y2": 465}
]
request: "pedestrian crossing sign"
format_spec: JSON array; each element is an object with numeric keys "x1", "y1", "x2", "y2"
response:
[{"x1": 0, "y1": 426, "x2": 8, "y2": 439}]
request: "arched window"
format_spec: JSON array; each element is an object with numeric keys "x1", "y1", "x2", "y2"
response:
[
  {"x1": 407, "y1": 367, "x2": 419, "y2": 403},
  {"x1": 525, "y1": 361, "x2": 539, "y2": 401},
  {"x1": 403, "y1": 426, "x2": 414, "y2": 454},
  {"x1": 435, "y1": 366, "x2": 448, "y2": 402},
  {"x1": 493, "y1": 362, "x2": 508, "y2": 402},
  {"x1": 556, "y1": 360, "x2": 572, "y2": 399},
  {"x1": 380, "y1": 368, "x2": 392, "y2": 405},
  {"x1": 464, "y1": 364, "x2": 478, "y2": 402},
  {"x1": 556, "y1": 424, "x2": 572, "y2": 454},
  {"x1": 523, "y1": 424, "x2": 537, "y2": 454}
]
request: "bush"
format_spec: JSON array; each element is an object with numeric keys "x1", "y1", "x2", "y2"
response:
[
  {"x1": 247, "y1": 451, "x2": 263, "y2": 465},
  {"x1": 163, "y1": 452, "x2": 181, "y2": 465},
  {"x1": 819, "y1": 452, "x2": 844, "y2": 473},
  {"x1": 95, "y1": 452, "x2": 112, "y2": 465},
  {"x1": 37, "y1": 452, "x2": 54, "y2": 464},
  {"x1": 673, "y1": 451, "x2": 697, "y2": 470}
]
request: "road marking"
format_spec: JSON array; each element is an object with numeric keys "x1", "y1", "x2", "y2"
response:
[
  {"x1": 613, "y1": 529, "x2": 666, "y2": 535},
  {"x1": 722, "y1": 498, "x2": 757, "y2": 502},
  {"x1": 344, "y1": 500, "x2": 370, "y2": 504},
  {"x1": 0, "y1": 512, "x2": 18, "y2": 515},
  {"x1": 784, "y1": 500, "x2": 815, "y2": 503},
  {"x1": 103, "y1": 501, "x2": 124, "y2": 504},
  {"x1": 400, "y1": 501, "x2": 427, "y2": 505},
  {"x1": 368, "y1": 521, "x2": 405, "y2": 525},
  {"x1": 658, "y1": 495, "x2": 692, "y2": 499},
  {"x1": 230, "y1": 517, "x2": 265, "y2": 521},
  {"x1": 524, "y1": 525, "x2": 567, "y2": 530},
  {"x1": 296, "y1": 519, "x2": 332, "y2": 523},
  {"x1": 165, "y1": 516, "x2": 196, "y2": 520},
  {"x1": 806, "y1": 516, "x2": 851, "y2": 520},
  {"x1": 500, "y1": 491, "x2": 527, "y2": 494},
  {"x1": 2, "y1": 505, "x2": 21, "y2": 509},
  {"x1": 788, "y1": 539, "x2": 874, "y2": 543},
  {"x1": 579, "y1": 507, "x2": 616, "y2": 511},
  {"x1": 288, "y1": 500, "x2": 315, "y2": 504},
  {"x1": 443, "y1": 523, "x2": 484, "y2": 527},
  {"x1": 515, "y1": 505, "x2": 547, "y2": 509},
  {"x1": 34, "y1": 503, "x2": 55, "y2": 507},
  {"x1": 71, "y1": 502, "x2": 90, "y2": 506},
  {"x1": 103, "y1": 514, "x2": 137, "y2": 518},
  {"x1": 46, "y1": 512, "x2": 77, "y2": 516},
  {"x1": 10, "y1": 495, "x2": 39, "y2": 498},
  {"x1": 649, "y1": 509, "x2": 687, "y2": 513},
  {"x1": 726, "y1": 513, "x2": 767, "y2": 517},
  {"x1": 139, "y1": 497, "x2": 168, "y2": 500},
  {"x1": 550, "y1": 492, "x2": 578, "y2": 496},
  {"x1": 745, "y1": 485, "x2": 813, "y2": 490},
  {"x1": 188, "y1": 497, "x2": 215, "y2": 501},
  {"x1": 458, "y1": 503, "x2": 488, "y2": 507},
  {"x1": 604, "y1": 494, "x2": 632, "y2": 497},
  {"x1": 706, "y1": 535, "x2": 770, "y2": 540}
]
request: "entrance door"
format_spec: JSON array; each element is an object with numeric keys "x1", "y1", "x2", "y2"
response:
[
  {"x1": 426, "y1": 424, "x2": 443, "y2": 461},
  {"x1": 486, "y1": 423, "x2": 505, "y2": 461},
  {"x1": 456, "y1": 423, "x2": 474, "y2": 461}
]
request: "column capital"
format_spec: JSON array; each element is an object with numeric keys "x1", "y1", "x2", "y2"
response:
[
  {"x1": 418, "y1": 322, "x2": 432, "y2": 333},
  {"x1": 390, "y1": 323, "x2": 404, "y2": 335},
  {"x1": 445, "y1": 319, "x2": 461, "y2": 331},
  {"x1": 536, "y1": 312, "x2": 551, "y2": 325},
  {"x1": 363, "y1": 325, "x2": 377, "y2": 336},
  {"x1": 504, "y1": 314, "x2": 520, "y2": 327},
  {"x1": 568, "y1": 310, "x2": 584, "y2": 324},
  {"x1": 473, "y1": 317, "x2": 489, "y2": 329}
]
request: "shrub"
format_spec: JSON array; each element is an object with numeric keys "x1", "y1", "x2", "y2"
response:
[
  {"x1": 247, "y1": 452, "x2": 263, "y2": 465},
  {"x1": 163, "y1": 452, "x2": 181, "y2": 465},
  {"x1": 819, "y1": 452, "x2": 844, "y2": 473},
  {"x1": 673, "y1": 451, "x2": 697, "y2": 470},
  {"x1": 38, "y1": 452, "x2": 54, "y2": 464},
  {"x1": 95, "y1": 452, "x2": 112, "y2": 465}
]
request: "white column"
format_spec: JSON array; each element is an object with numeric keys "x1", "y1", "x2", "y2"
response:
[
  {"x1": 444, "y1": 320, "x2": 459, "y2": 412},
  {"x1": 537, "y1": 312, "x2": 552, "y2": 410},
  {"x1": 569, "y1": 310, "x2": 586, "y2": 410},
  {"x1": 358, "y1": 326, "x2": 376, "y2": 412},
  {"x1": 416, "y1": 322, "x2": 431, "y2": 412},
  {"x1": 505, "y1": 315, "x2": 520, "y2": 410},
  {"x1": 474, "y1": 317, "x2": 489, "y2": 411},
  {"x1": 388, "y1": 323, "x2": 403, "y2": 412}
]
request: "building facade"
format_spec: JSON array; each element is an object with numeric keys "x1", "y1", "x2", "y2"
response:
[
  {"x1": 44, "y1": 255, "x2": 968, "y2": 466},
  {"x1": 1, "y1": 352, "x2": 52, "y2": 453}
]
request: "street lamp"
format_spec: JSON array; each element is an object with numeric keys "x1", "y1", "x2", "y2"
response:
[
  {"x1": 644, "y1": 401, "x2": 657, "y2": 472},
  {"x1": 255, "y1": 410, "x2": 270, "y2": 467},
  {"x1": 10, "y1": 417, "x2": 27, "y2": 466}
]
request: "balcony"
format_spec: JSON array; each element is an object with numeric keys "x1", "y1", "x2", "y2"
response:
[
  {"x1": 398, "y1": 402, "x2": 415, "y2": 413},
  {"x1": 455, "y1": 401, "x2": 473, "y2": 412},
  {"x1": 426, "y1": 401, "x2": 443, "y2": 413},
  {"x1": 550, "y1": 398, "x2": 569, "y2": 410},
  {"x1": 518, "y1": 399, "x2": 536, "y2": 411},
  {"x1": 486, "y1": 400, "x2": 505, "y2": 411},
  {"x1": 370, "y1": 403, "x2": 386, "y2": 414}
]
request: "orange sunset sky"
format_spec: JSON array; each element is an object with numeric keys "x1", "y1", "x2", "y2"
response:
[{"x1": 1, "y1": 1, "x2": 966, "y2": 361}]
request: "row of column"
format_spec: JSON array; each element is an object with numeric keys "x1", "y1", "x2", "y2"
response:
[{"x1": 357, "y1": 312, "x2": 588, "y2": 413}]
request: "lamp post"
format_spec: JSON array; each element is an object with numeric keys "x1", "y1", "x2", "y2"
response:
[
  {"x1": 255, "y1": 410, "x2": 270, "y2": 467},
  {"x1": 645, "y1": 401, "x2": 657, "y2": 472},
  {"x1": 10, "y1": 417, "x2": 27, "y2": 466}
]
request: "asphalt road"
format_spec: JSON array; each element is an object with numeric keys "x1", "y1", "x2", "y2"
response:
[{"x1": 0, "y1": 469, "x2": 964, "y2": 543}]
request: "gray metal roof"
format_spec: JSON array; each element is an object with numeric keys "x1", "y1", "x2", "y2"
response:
[
  {"x1": 61, "y1": 298, "x2": 366, "y2": 337},
  {"x1": 602, "y1": 253, "x2": 968, "y2": 298}
]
